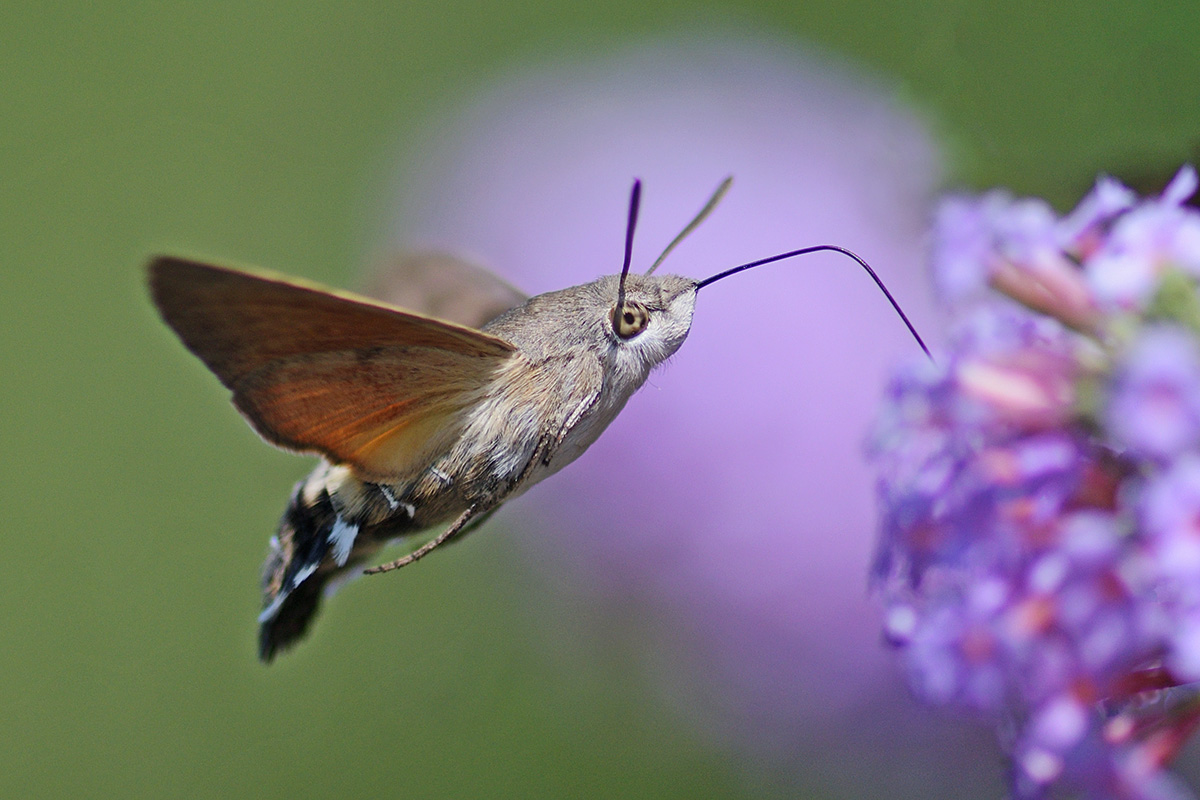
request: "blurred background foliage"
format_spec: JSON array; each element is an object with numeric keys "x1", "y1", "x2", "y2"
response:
[{"x1": 4, "y1": 1, "x2": 1200, "y2": 798}]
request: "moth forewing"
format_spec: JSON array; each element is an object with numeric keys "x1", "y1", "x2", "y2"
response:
[
  {"x1": 149, "y1": 256, "x2": 519, "y2": 481},
  {"x1": 148, "y1": 256, "x2": 515, "y2": 385}
]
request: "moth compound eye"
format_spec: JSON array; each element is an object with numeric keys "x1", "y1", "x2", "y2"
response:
[{"x1": 611, "y1": 301, "x2": 649, "y2": 340}]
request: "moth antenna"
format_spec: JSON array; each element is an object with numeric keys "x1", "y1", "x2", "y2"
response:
[
  {"x1": 615, "y1": 179, "x2": 642, "y2": 314},
  {"x1": 646, "y1": 176, "x2": 733, "y2": 276},
  {"x1": 697, "y1": 245, "x2": 932, "y2": 359}
]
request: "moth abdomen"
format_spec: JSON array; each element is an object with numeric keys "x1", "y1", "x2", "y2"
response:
[
  {"x1": 257, "y1": 475, "x2": 422, "y2": 662},
  {"x1": 258, "y1": 481, "x2": 338, "y2": 661}
]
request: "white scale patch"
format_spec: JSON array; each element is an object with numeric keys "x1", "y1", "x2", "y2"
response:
[
  {"x1": 378, "y1": 485, "x2": 415, "y2": 518},
  {"x1": 290, "y1": 562, "x2": 318, "y2": 586},
  {"x1": 378, "y1": 485, "x2": 400, "y2": 510},
  {"x1": 329, "y1": 518, "x2": 359, "y2": 566},
  {"x1": 258, "y1": 593, "x2": 286, "y2": 623},
  {"x1": 258, "y1": 519, "x2": 358, "y2": 623}
]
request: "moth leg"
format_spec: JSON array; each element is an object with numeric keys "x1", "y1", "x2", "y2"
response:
[
  {"x1": 437, "y1": 506, "x2": 498, "y2": 549},
  {"x1": 544, "y1": 392, "x2": 600, "y2": 466},
  {"x1": 363, "y1": 504, "x2": 484, "y2": 575},
  {"x1": 363, "y1": 427, "x2": 561, "y2": 577},
  {"x1": 397, "y1": 505, "x2": 498, "y2": 557}
]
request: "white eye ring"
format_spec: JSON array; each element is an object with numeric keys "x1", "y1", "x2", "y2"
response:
[{"x1": 612, "y1": 301, "x2": 649, "y2": 339}]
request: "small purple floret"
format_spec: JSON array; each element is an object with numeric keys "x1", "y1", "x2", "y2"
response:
[{"x1": 1109, "y1": 326, "x2": 1200, "y2": 461}]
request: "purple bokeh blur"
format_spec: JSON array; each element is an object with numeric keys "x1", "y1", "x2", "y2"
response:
[{"x1": 382, "y1": 35, "x2": 1000, "y2": 796}]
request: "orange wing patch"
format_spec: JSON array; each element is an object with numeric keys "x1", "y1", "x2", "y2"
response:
[{"x1": 149, "y1": 256, "x2": 517, "y2": 481}]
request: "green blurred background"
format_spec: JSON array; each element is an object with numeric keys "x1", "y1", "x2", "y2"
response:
[{"x1": 4, "y1": 2, "x2": 1200, "y2": 798}]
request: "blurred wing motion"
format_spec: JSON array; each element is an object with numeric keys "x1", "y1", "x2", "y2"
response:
[
  {"x1": 148, "y1": 256, "x2": 517, "y2": 483},
  {"x1": 365, "y1": 251, "x2": 527, "y2": 328}
]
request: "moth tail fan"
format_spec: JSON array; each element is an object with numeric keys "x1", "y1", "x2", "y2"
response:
[
  {"x1": 258, "y1": 569, "x2": 325, "y2": 662},
  {"x1": 257, "y1": 475, "x2": 422, "y2": 661},
  {"x1": 257, "y1": 482, "x2": 342, "y2": 663}
]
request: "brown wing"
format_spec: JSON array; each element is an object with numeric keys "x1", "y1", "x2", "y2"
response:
[{"x1": 148, "y1": 256, "x2": 517, "y2": 482}]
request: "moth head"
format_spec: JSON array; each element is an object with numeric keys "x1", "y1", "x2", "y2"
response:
[
  {"x1": 606, "y1": 272, "x2": 697, "y2": 370},
  {"x1": 599, "y1": 177, "x2": 715, "y2": 373}
]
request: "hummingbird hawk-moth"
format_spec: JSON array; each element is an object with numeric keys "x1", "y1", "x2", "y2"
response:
[{"x1": 149, "y1": 179, "x2": 927, "y2": 661}]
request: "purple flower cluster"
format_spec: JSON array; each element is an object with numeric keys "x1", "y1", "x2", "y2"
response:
[{"x1": 873, "y1": 166, "x2": 1200, "y2": 799}]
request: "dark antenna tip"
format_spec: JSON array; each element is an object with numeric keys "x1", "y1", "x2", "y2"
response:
[
  {"x1": 697, "y1": 244, "x2": 932, "y2": 360},
  {"x1": 616, "y1": 179, "x2": 642, "y2": 311}
]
